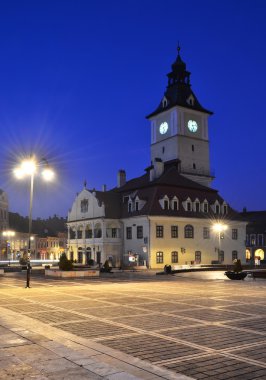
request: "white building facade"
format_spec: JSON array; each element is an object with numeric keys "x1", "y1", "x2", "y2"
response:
[{"x1": 67, "y1": 48, "x2": 247, "y2": 269}]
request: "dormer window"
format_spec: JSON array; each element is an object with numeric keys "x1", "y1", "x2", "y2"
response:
[
  {"x1": 215, "y1": 204, "x2": 220, "y2": 214},
  {"x1": 223, "y1": 204, "x2": 228, "y2": 214},
  {"x1": 173, "y1": 200, "x2": 178, "y2": 211},
  {"x1": 135, "y1": 201, "x2": 139, "y2": 211},
  {"x1": 186, "y1": 94, "x2": 195, "y2": 106},
  {"x1": 187, "y1": 201, "x2": 192, "y2": 211},
  {"x1": 128, "y1": 202, "x2": 132, "y2": 213},
  {"x1": 162, "y1": 96, "x2": 168, "y2": 108},
  {"x1": 203, "y1": 202, "x2": 208, "y2": 213},
  {"x1": 195, "y1": 202, "x2": 200, "y2": 212},
  {"x1": 164, "y1": 200, "x2": 169, "y2": 210}
]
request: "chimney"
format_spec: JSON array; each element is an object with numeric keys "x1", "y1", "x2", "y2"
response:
[
  {"x1": 117, "y1": 170, "x2": 126, "y2": 188},
  {"x1": 102, "y1": 184, "x2": 107, "y2": 192}
]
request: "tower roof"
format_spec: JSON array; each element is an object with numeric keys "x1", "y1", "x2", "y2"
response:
[{"x1": 146, "y1": 46, "x2": 213, "y2": 118}]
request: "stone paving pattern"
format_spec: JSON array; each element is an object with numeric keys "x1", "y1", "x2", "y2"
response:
[{"x1": 0, "y1": 271, "x2": 266, "y2": 379}]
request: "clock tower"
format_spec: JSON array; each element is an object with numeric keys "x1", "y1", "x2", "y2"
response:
[{"x1": 146, "y1": 47, "x2": 214, "y2": 187}]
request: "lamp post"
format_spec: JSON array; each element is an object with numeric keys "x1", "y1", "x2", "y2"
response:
[
  {"x1": 14, "y1": 156, "x2": 54, "y2": 288},
  {"x1": 212, "y1": 223, "x2": 228, "y2": 262},
  {"x1": 2, "y1": 230, "x2": 15, "y2": 264}
]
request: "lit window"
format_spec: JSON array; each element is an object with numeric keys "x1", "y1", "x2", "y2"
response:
[{"x1": 156, "y1": 251, "x2": 164, "y2": 264}]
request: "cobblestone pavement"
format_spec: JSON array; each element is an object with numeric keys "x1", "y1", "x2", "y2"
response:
[{"x1": 0, "y1": 271, "x2": 266, "y2": 379}]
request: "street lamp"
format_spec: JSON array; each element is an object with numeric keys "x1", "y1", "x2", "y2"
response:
[
  {"x1": 2, "y1": 230, "x2": 15, "y2": 263},
  {"x1": 212, "y1": 223, "x2": 228, "y2": 262},
  {"x1": 14, "y1": 156, "x2": 54, "y2": 287}
]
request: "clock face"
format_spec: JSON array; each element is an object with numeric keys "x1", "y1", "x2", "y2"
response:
[
  {"x1": 187, "y1": 120, "x2": 198, "y2": 132},
  {"x1": 159, "y1": 122, "x2": 168, "y2": 135}
]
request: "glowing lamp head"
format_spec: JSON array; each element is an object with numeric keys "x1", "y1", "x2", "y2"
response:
[
  {"x1": 42, "y1": 167, "x2": 55, "y2": 181},
  {"x1": 13, "y1": 167, "x2": 25, "y2": 179},
  {"x1": 212, "y1": 223, "x2": 228, "y2": 233},
  {"x1": 21, "y1": 159, "x2": 37, "y2": 175}
]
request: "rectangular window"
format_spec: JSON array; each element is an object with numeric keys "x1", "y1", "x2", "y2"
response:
[
  {"x1": 78, "y1": 252, "x2": 83, "y2": 263},
  {"x1": 156, "y1": 251, "x2": 164, "y2": 264},
  {"x1": 80, "y1": 199, "x2": 88, "y2": 213},
  {"x1": 171, "y1": 251, "x2": 178, "y2": 263},
  {"x1": 250, "y1": 234, "x2": 256, "y2": 246},
  {"x1": 173, "y1": 201, "x2": 178, "y2": 210},
  {"x1": 77, "y1": 230, "x2": 82, "y2": 239},
  {"x1": 135, "y1": 202, "x2": 139, "y2": 211},
  {"x1": 195, "y1": 202, "x2": 200, "y2": 212},
  {"x1": 187, "y1": 202, "x2": 192, "y2": 211},
  {"x1": 128, "y1": 203, "x2": 132, "y2": 212},
  {"x1": 137, "y1": 226, "x2": 143, "y2": 239},
  {"x1": 195, "y1": 251, "x2": 201, "y2": 263},
  {"x1": 218, "y1": 250, "x2": 224, "y2": 263},
  {"x1": 215, "y1": 205, "x2": 220, "y2": 214},
  {"x1": 164, "y1": 200, "x2": 169, "y2": 210},
  {"x1": 111, "y1": 228, "x2": 117, "y2": 238},
  {"x1": 85, "y1": 229, "x2": 92, "y2": 239},
  {"x1": 203, "y1": 203, "x2": 208, "y2": 213},
  {"x1": 156, "y1": 225, "x2": 164, "y2": 238},
  {"x1": 232, "y1": 250, "x2": 238, "y2": 261},
  {"x1": 126, "y1": 227, "x2": 132, "y2": 239},
  {"x1": 203, "y1": 227, "x2": 210, "y2": 239},
  {"x1": 257, "y1": 234, "x2": 263, "y2": 246},
  {"x1": 232, "y1": 229, "x2": 238, "y2": 240},
  {"x1": 171, "y1": 225, "x2": 178, "y2": 238}
]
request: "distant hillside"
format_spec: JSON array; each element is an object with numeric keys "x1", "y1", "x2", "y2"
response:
[{"x1": 9, "y1": 212, "x2": 67, "y2": 237}]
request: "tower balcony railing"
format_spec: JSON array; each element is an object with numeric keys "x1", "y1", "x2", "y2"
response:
[{"x1": 180, "y1": 166, "x2": 215, "y2": 178}]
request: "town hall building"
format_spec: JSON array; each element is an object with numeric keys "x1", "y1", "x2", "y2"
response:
[{"x1": 67, "y1": 47, "x2": 246, "y2": 269}]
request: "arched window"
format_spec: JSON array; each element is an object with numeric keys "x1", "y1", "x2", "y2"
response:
[
  {"x1": 70, "y1": 228, "x2": 75, "y2": 239},
  {"x1": 94, "y1": 223, "x2": 102, "y2": 238},
  {"x1": 85, "y1": 225, "x2": 93, "y2": 239},
  {"x1": 246, "y1": 249, "x2": 251, "y2": 261},
  {"x1": 255, "y1": 249, "x2": 264, "y2": 260},
  {"x1": 184, "y1": 225, "x2": 194, "y2": 238}
]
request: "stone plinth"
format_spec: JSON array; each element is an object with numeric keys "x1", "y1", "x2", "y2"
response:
[{"x1": 45, "y1": 269, "x2": 99, "y2": 277}]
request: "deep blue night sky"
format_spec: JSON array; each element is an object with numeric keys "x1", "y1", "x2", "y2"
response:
[{"x1": 0, "y1": 0, "x2": 265, "y2": 218}]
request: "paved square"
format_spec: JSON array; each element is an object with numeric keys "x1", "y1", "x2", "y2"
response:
[{"x1": 0, "y1": 271, "x2": 266, "y2": 379}]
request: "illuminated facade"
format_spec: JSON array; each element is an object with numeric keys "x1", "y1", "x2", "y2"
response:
[
  {"x1": 67, "y1": 48, "x2": 246, "y2": 268},
  {"x1": 36, "y1": 235, "x2": 66, "y2": 260}
]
